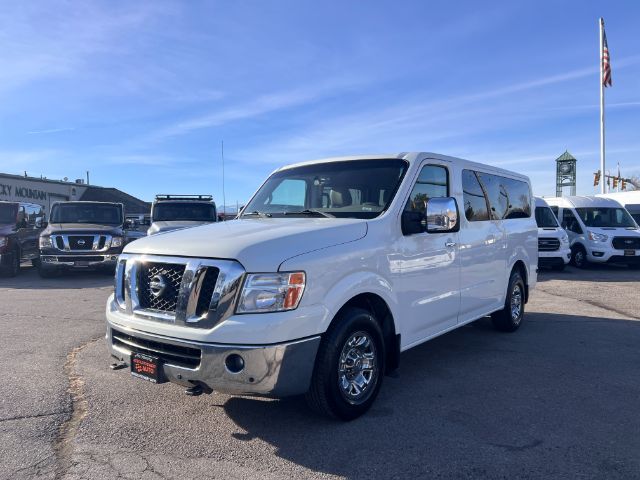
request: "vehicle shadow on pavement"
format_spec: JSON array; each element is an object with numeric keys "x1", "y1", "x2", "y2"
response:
[
  {"x1": 223, "y1": 313, "x2": 640, "y2": 479},
  {"x1": 537, "y1": 264, "x2": 639, "y2": 283},
  {"x1": 0, "y1": 265, "x2": 113, "y2": 290}
]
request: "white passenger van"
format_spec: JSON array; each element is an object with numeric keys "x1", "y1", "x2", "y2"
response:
[
  {"x1": 546, "y1": 196, "x2": 640, "y2": 269},
  {"x1": 106, "y1": 153, "x2": 537, "y2": 420},
  {"x1": 534, "y1": 197, "x2": 571, "y2": 270},
  {"x1": 597, "y1": 191, "x2": 640, "y2": 226}
]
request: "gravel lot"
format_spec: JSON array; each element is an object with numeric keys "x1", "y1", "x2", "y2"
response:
[{"x1": 1, "y1": 264, "x2": 639, "y2": 479}]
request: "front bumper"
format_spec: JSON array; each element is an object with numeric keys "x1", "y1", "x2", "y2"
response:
[
  {"x1": 586, "y1": 247, "x2": 640, "y2": 263},
  {"x1": 40, "y1": 254, "x2": 119, "y2": 269},
  {"x1": 538, "y1": 247, "x2": 571, "y2": 265},
  {"x1": 107, "y1": 325, "x2": 320, "y2": 397}
]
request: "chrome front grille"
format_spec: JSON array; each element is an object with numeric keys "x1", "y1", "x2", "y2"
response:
[
  {"x1": 538, "y1": 238, "x2": 560, "y2": 251},
  {"x1": 115, "y1": 254, "x2": 244, "y2": 329},
  {"x1": 138, "y1": 263, "x2": 186, "y2": 313},
  {"x1": 51, "y1": 234, "x2": 112, "y2": 252}
]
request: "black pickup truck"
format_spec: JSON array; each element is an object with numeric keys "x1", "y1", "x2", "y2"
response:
[
  {"x1": 38, "y1": 201, "x2": 126, "y2": 277},
  {"x1": 0, "y1": 201, "x2": 46, "y2": 277}
]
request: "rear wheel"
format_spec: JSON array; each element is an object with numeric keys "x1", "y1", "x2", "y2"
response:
[
  {"x1": 306, "y1": 307, "x2": 385, "y2": 421},
  {"x1": 571, "y1": 245, "x2": 588, "y2": 269},
  {"x1": 491, "y1": 270, "x2": 525, "y2": 332}
]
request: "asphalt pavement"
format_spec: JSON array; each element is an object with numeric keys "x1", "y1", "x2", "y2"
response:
[{"x1": 0, "y1": 264, "x2": 639, "y2": 479}]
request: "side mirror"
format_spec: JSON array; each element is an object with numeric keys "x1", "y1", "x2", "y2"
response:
[
  {"x1": 35, "y1": 217, "x2": 47, "y2": 228},
  {"x1": 123, "y1": 219, "x2": 132, "y2": 229},
  {"x1": 401, "y1": 210, "x2": 424, "y2": 235},
  {"x1": 426, "y1": 197, "x2": 459, "y2": 233}
]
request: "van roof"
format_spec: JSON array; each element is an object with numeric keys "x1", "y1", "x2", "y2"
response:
[
  {"x1": 534, "y1": 197, "x2": 550, "y2": 208},
  {"x1": 597, "y1": 191, "x2": 640, "y2": 206},
  {"x1": 278, "y1": 152, "x2": 530, "y2": 182},
  {"x1": 545, "y1": 195, "x2": 623, "y2": 208}
]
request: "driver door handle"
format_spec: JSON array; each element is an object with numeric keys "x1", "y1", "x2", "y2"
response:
[{"x1": 445, "y1": 241, "x2": 456, "y2": 248}]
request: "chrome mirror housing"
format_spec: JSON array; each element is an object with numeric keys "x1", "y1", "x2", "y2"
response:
[{"x1": 426, "y1": 197, "x2": 459, "y2": 233}]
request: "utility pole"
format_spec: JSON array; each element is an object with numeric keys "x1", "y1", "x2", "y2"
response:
[{"x1": 221, "y1": 141, "x2": 226, "y2": 216}]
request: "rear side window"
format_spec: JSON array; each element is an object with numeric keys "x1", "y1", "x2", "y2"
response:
[
  {"x1": 405, "y1": 165, "x2": 449, "y2": 216},
  {"x1": 502, "y1": 177, "x2": 532, "y2": 219},
  {"x1": 476, "y1": 173, "x2": 508, "y2": 219},
  {"x1": 462, "y1": 170, "x2": 489, "y2": 221}
]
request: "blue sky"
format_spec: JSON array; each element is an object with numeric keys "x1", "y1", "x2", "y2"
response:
[{"x1": 1, "y1": 1, "x2": 639, "y2": 206}]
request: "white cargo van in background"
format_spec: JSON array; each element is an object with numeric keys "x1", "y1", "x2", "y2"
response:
[
  {"x1": 597, "y1": 191, "x2": 640, "y2": 226},
  {"x1": 534, "y1": 197, "x2": 570, "y2": 270},
  {"x1": 546, "y1": 196, "x2": 640, "y2": 269}
]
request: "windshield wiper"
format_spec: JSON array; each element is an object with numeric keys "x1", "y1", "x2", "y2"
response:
[
  {"x1": 242, "y1": 210, "x2": 272, "y2": 218},
  {"x1": 284, "y1": 209, "x2": 335, "y2": 218}
]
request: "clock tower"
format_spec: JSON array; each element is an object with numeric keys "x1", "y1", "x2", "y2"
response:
[{"x1": 555, "y1": 150, "x2": 577, "y2": 197}]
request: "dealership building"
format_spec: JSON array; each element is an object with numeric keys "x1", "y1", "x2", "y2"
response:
[{"x1": 0, "y1": 172, "x2": 150, "y2": 215}]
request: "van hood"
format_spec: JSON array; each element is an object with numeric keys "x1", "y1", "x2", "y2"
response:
[
  {"x1": 45, "y1": 223, "x2": 123, "y2": 235},
  {"x1": 125, "y1": 217, "x2": 368, "y2": 271},
  {"x1": 148, "y1": 220, "x2": 212, "y2": 235}
]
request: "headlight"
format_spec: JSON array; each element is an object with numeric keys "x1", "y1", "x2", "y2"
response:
[
  {"x1": 0, "y1": 236, "x2": 7, "y2": 248},
  {"x1": 588, "y1": 231, "x2": 608, "y2": 243},
  {"x1": 39, "y1": 236, "x2": 52, "y2": 248},
  {"x1": 236, "y1": 272, "x2": 306, "y2": 314},
  {"x1": 110, "y1": 236, "x2": 124, "y2": 248},
  {"x1": 560, "y1": 233, "x2": 569, "y2": 244}
]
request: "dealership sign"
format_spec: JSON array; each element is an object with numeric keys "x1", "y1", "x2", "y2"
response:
[{"x1": 0, "y1": 183, "x2": 48, "y2": 201}]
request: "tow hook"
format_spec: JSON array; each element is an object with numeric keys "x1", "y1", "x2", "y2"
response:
[
  {"x1": 185, "y1": 384, "x2": 203, "y2": 396},
  {"x1": 110, "y1": 361, "x2": 127, "y2": 370}
]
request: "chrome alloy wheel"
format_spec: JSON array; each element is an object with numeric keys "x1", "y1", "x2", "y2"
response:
[
  {"x1": 337, "y1": 331, "x2": 378, "y2": 404},
  {"x1": 510, "y1": 283, "x2": 523, "y2": 323}
]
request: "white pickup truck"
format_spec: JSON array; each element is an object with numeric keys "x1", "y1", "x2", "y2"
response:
[{"x1": 106, "y1": 153, "x2": 537, "y2": 420}]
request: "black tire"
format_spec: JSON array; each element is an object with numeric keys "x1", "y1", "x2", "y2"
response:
[
  {"x1": 37, "y1": 263, "x2": 58, "y2": 278},
  {"x1": 31, "y1": 258, "x2": 40, "y2": 268},
  {"x1": 571, "y1": 245, "x2": 588, "y2": 269},
  {"x1": 306, "y1": 307, "x2": 385, "y2": 421},
  {"x1": 1, "y1": 248, "x2": 21, "y2": 277},
  {"x1": 491, "y1": 270, "x2": 525, "y2": 332}
]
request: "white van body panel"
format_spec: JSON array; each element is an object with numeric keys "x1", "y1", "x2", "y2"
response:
[
  {"x1": 106, "y1": 152, "x2": 538, "y2": 394},
  {"x1": 534, "y1": 197, "x2": 571, "y2": 266},
  {"x1": 546, "y1": 196, "x2": 640, "y2": 264}
]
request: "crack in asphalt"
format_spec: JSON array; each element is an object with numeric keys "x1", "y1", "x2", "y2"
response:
[
  {"x1": 537, "y1": 285, "x2": 639, "y2": 321},
  {"x1": 53, "y1": 337, "x2": 102, "y2": 480},
  {"x1": 0, "y1": 410, "x2": 69, "y2": 423}
]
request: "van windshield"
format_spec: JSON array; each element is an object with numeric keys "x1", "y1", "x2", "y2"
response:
[
  {"x1": 0, "y1": 203, "x2": 16, "y2": 224},
  {"x1": 535, "y1": 206, "x2": 558, "y2": 228},
  {"x1": 51, "y1": 203, "x2": 122, "y2": 225},
  {"x1": 575, "y1": 207, "x2": 637, "y2": 228},
  {"x1": 153, "y1": 203, "x2": 216, "y2": 222},
  {"x1": 242, "y1": 159, "x2": 409, "y2": 219}
]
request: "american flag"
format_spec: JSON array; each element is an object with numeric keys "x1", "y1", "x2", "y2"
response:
[{"x1": 602, "y1": 29, "x2": 612, "y2": 87}]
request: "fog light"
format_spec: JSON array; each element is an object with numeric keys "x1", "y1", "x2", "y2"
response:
[
  {"x1": 592, "y1": 251, "x2": 604, "y2": 257},
  {"x1": 225, "y1": 354, "x2": 245, "y2": 373}
]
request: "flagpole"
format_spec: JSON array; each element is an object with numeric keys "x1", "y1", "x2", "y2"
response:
[{"x1": 599, "y1": 17, "x2": 606, "y2": 194}]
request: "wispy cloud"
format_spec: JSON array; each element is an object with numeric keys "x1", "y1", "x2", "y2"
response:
[{"x1": 27, "y1": 127, "x2": 75, "y2": 135}]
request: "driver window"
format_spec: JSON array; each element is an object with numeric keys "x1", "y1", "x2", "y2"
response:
[
  {"x1": 405, "y1": 165, "x2": 448, "y2": 216},
  {"x1": 562, "y1": 209, "x2": 582, "y2": 233}
]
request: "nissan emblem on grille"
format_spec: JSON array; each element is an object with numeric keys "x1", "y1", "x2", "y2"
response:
[
  {"x1": 150, "y1": 274, "x2": 167, "y2": 298},
  {"x1": 77, "y1": 239, "x2": 85, "y2": 246}
]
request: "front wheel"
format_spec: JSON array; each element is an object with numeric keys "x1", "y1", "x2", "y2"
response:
[
  {"x1": 1, "y1": 248, "x2": 21, "y2": 277},
  {"x1": 571, "y1": 245, "x2": 588, "y2": 269},
  {"x1": 491, "y1": 270, "x2": 525, "y2": 332},
  {"x1": 306, "y1": 307, "x2": 385, "y2": 421}
]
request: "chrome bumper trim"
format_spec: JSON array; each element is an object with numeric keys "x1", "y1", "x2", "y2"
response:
[
  {"x1": 41, "y1": 255, "x2": 118, "y2": 267},
  {"x1": 107, "y1": 325, "x2": 320, "y2": 397}
]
